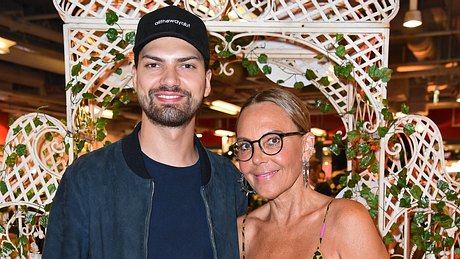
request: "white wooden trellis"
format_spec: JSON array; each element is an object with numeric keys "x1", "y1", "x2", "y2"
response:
[{"x1": 0, "y1": 0, "x2": 458, "y2": 258}]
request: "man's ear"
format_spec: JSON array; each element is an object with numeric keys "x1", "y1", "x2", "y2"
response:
[
  {"x1": 302, "y1": 132, "x2": 316, "y2": 162},
  {"x1": 204, "y1": 69, "x2": 212, "y2": 98},
  {"x1": 131, "y1": 65, "x2": 138, "y2": 92}
]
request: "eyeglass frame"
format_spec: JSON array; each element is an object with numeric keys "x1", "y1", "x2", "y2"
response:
[{"x1": 231, "y1": 131, "x2": 306, "y2": 162}]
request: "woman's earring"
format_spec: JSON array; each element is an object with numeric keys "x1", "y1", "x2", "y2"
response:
[
  {"x1": 239, "y1": 172, "x2": 254, "y2": 196},
  {"x1": 302, "y1": 161, "x2": 310, "y2": 188}
]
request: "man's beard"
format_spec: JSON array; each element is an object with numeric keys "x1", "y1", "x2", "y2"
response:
[{"x1": 138, "y1": 86, "x2": 202, "y2": 127}]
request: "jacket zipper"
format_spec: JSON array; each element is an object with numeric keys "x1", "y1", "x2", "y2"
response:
[
  {"x1": 201, "y1": 187, "x2": 217, "y2": 259},
  {"x1": 144, "y1": 180, "x2": 154, "y2": 259}
]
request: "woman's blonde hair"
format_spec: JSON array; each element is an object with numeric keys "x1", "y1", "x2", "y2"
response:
[{"x1": 238, "y1": 87, "x2": 311, "y2": 132}]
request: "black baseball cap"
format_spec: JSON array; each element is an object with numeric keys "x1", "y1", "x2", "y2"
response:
[{"x1": 133, "y1": 6, "x2": 210, "y2": 68}]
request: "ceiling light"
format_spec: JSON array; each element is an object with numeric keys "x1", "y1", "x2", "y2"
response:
[
  {"x1": 209, "y1": 100, "x2": 241, "y2": 115},
  {"x1": 457, "y1": 88, "x2": 460, "y2": 103},
  {"x1": 214, "y1": 129, "x2": 235, "y2": 137},
  {"x1": 403, "y1": 0, "x2": 422, "y2": 28},
  {"x1": 396, "y1": 64, "x2": 438, "y2": 72},
  {"x1": 0, "y1": 37, "x2": 16, "y2": 54}
]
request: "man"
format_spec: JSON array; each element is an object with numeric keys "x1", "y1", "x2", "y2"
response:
[{"x1": 43, "y1": 6, "x2": 247, "y2": 258}]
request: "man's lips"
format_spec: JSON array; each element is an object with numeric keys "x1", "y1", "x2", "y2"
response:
[
  {"x1": 154, "y1": 92, "x2": 185, "y2": 103},
  {"x1": 254, "y1": 170, "x2": 278, "y2": 180}
]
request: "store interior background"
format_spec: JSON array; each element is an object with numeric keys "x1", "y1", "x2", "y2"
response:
[{"x1": 0, "y1": 0, "x2": 459, "y2": 181}]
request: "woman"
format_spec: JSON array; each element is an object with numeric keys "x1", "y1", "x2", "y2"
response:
[{"x1": 233, "y1": 87, "x2": 389, "y2": 259}]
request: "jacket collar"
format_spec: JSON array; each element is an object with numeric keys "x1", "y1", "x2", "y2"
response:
[{"x1": 121, "y1": 123, "x2": 211, "y2": 185}]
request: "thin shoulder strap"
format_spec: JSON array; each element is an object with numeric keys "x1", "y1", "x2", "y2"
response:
[
  {"x1": 241, "y1": 213, "x2": 248, "y2": 259},
  {"x1": 317, "y1": 199, "x2": 334, "y2": 246}
]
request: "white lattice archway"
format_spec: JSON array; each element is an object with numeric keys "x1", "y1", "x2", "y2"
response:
[{"x1": 1, "y1": 0, "x2": 458, "y2": 258}]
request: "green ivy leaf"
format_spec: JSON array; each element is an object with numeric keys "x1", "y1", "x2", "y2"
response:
[
  {"x1": 335, "y1": 45, "x2": 346, "y2": 57},
  {"x1": 380, "y1": 67, "x2": 393, "y2": 82},
  {"x1": 97, "y1": 130, "x2": 106, "y2": 142},
  {"x1": 377, "y1": 126, "x2": 389, "y2": 137},
  {"x1": 314, "y1": 54, "x2": 324, "y2": 60},
  {"x1": 48, "y1": 184, "x2": 56, "y2": 195},
  {"x1": 125, "y1": 31, "x2": 136, "y2": 45},
  {"x1": 446, "y1": 190, "x2": 458, "y2": 201},
  {"x1": 2, "y1": 242, "x2": 15, "y2": 255},
  {"x1": 90, "y1": 56, "x2": 101, "y2": 62},
  {"x1": 368, "y1": 207, "x2": 378, "y2": 219},
  {"x1": 409, "y1": 185, "x2": 422, "y2": 200},
  {"x1": 25, "y1": 212, "x2": 36, "y2": 225},
  {"x1": 0, "y1": 224, "x2": 5, "y2": 234},
  {"x1": 357, "y1": 143, "x2": 370, "y2": 155},
  {"x1": 334, "y1": 63, "x2": 353, "y2": 80},
  {"x1": 15, "y1": 144, "x2": 27, "y2": 156},
  {"x1": 71, "y1": 82, "x2": 84, "y2": 94},
  {"x1": 18, "y1": 235, "x2": 28, "y2": 246},
  {"x1": 115, "y1": 68, "x2": 123, "y2": 75},
  {"x1": 120, "y1": 94, "x2": 130, "y2": 104},
  {"x1": 433, "y1": 213, "x2": 453, "y2": 228},
  {"x1": 245, "y1": 63, "x2": 260, "y2": 76},
  {"x1": 293, "y1": 81, "x2": 305, "y2": 89},
  {"x1": 257, "y1": 54, "x2": 268, "y2": 64},
  {"x1": 359, "y1": 153, "x2": 375, "y2": 168},
  {"x1": 339, "y1": 175, "x2": 348, "y2": 186},
  {"x1": 332, "y1": 133, "x2": 342, "y2": 144},
  {"x1": 40, "y1": 214, "x2": 49, "y2": 228},
  {"x1": 105, "y1": 28, "x2": 119, "y2": 42},
  {"x1": 224, "y1": 31, "x2": 234, "y2": 42},
  {"x1": 305, "y1": 69, "x2": 318, "y2": 80},
  {"x1": 335, "y1": 33, "x2": 344, "y2": 42},
  {"x1": 218, "y1": 50, "x2": 233, "y2": 58},
  {"x1": 418, "y1": 196, "x2": 429, "y2": 208},
  {"x1": 389, "y1": 185, "x2": 400, "y2": 197},
  {"x1": 329, "y1": 143, "x2": 341, "y2": 156},
  {"x1": 114, "y1": 53, "x2": 125, "y2": 61},
  {"x1": 455, "y1": 248, "x2": 460, "y2": 255},
  {"x1": 319, "y1": 102, "x2": 331, "y2": 113},
  {"x1": 381, "y1": 108, "x2": 394, "y2": 121},
  {"x1": 368, "y1": 64, "x2": 381, "y2": 79},
  {"x1": 414, "y1": 212, "x2": 425, "y2": 225},
  {"x1": 437, "y1": 180, "x2": 449, "y2": 191},
  {"x1": 443, "y1": 237, "x2": 454, "y2": 247},
  {"x1": 318, "y1": 76, "x2": 330, "y2": 86},
  {"x1": 371, "y1": 162, "x2": 379, "y2": 174},
  {"x1": 71, "y1": 62, "x2": 82, "y2": 76},
  {"x1": 383, "y1": 232, "x2": 394, "y2": 245},
  {"x1": 403, "y1": 123, "x2": 416, "y2": 135},
  {"x1": 105, "y1": 11, "x2": 118, "y2": 26},
  {"x1": 262, "y1": 65, "x2": 272, "y2": 75},
  {"x1": 343, "y1": 189, "x2": 353, "y2": 198},
  {"x1": 6, "y1": 153, "x2": 18, "y2": 167},
  {"x1": 276, "y1": 79, "x2": 285, "y2": 84},
  {"x1": 435, "y1": 201, "x2": 446, "y2": 212},
  {"x1": 82, "y1": 93, "x2": 96, "y2": 100},
  {"x1": 0, "y1": 181, "x2": 7, "y2": 195},
  {"x1": 400, "y1": 193, "x2": 412, "y2": 208},
  {"x1": 44, "y1": 203, "x2": 52, "y2": 212},
  {"x1": 45, "y1": 132, "x2": 53, "y2": 141},
  {"x1": 345, "y1": 148, "x2": 357, "y2": 159}
]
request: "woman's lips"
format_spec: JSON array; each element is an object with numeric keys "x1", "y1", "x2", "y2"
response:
[{"x1": 254, "y1": 170, "x2": 277, "y2": 180}]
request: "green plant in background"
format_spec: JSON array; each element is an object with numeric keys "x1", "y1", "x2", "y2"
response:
[
  {"x1": 0, "y1": 113, "x2": 63, "y2": 257},
  {"x1": 66, "y1": 11, "x2": 136, "y2": 155}
]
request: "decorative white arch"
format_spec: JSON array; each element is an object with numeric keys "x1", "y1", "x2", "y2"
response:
[{"x1": 1, "y1": 1, "x2": 458, "y2": 258}]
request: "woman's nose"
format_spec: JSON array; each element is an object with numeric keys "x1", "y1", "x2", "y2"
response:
[{"x1": 251, "y1": 144, "x2": 267, "y2": 164}]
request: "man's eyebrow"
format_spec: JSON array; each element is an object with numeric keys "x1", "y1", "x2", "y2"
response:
[
  {"x1": 141, "y1": 55, "x2": 162, "y2": 62},
  {"x1": 141, "y1": 55, "x2": 202, "y2": 63}
]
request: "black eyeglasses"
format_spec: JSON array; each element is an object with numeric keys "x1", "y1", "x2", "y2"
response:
[{"x1": 232, "y1": 131, "x2": 305, "y2": 162}]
